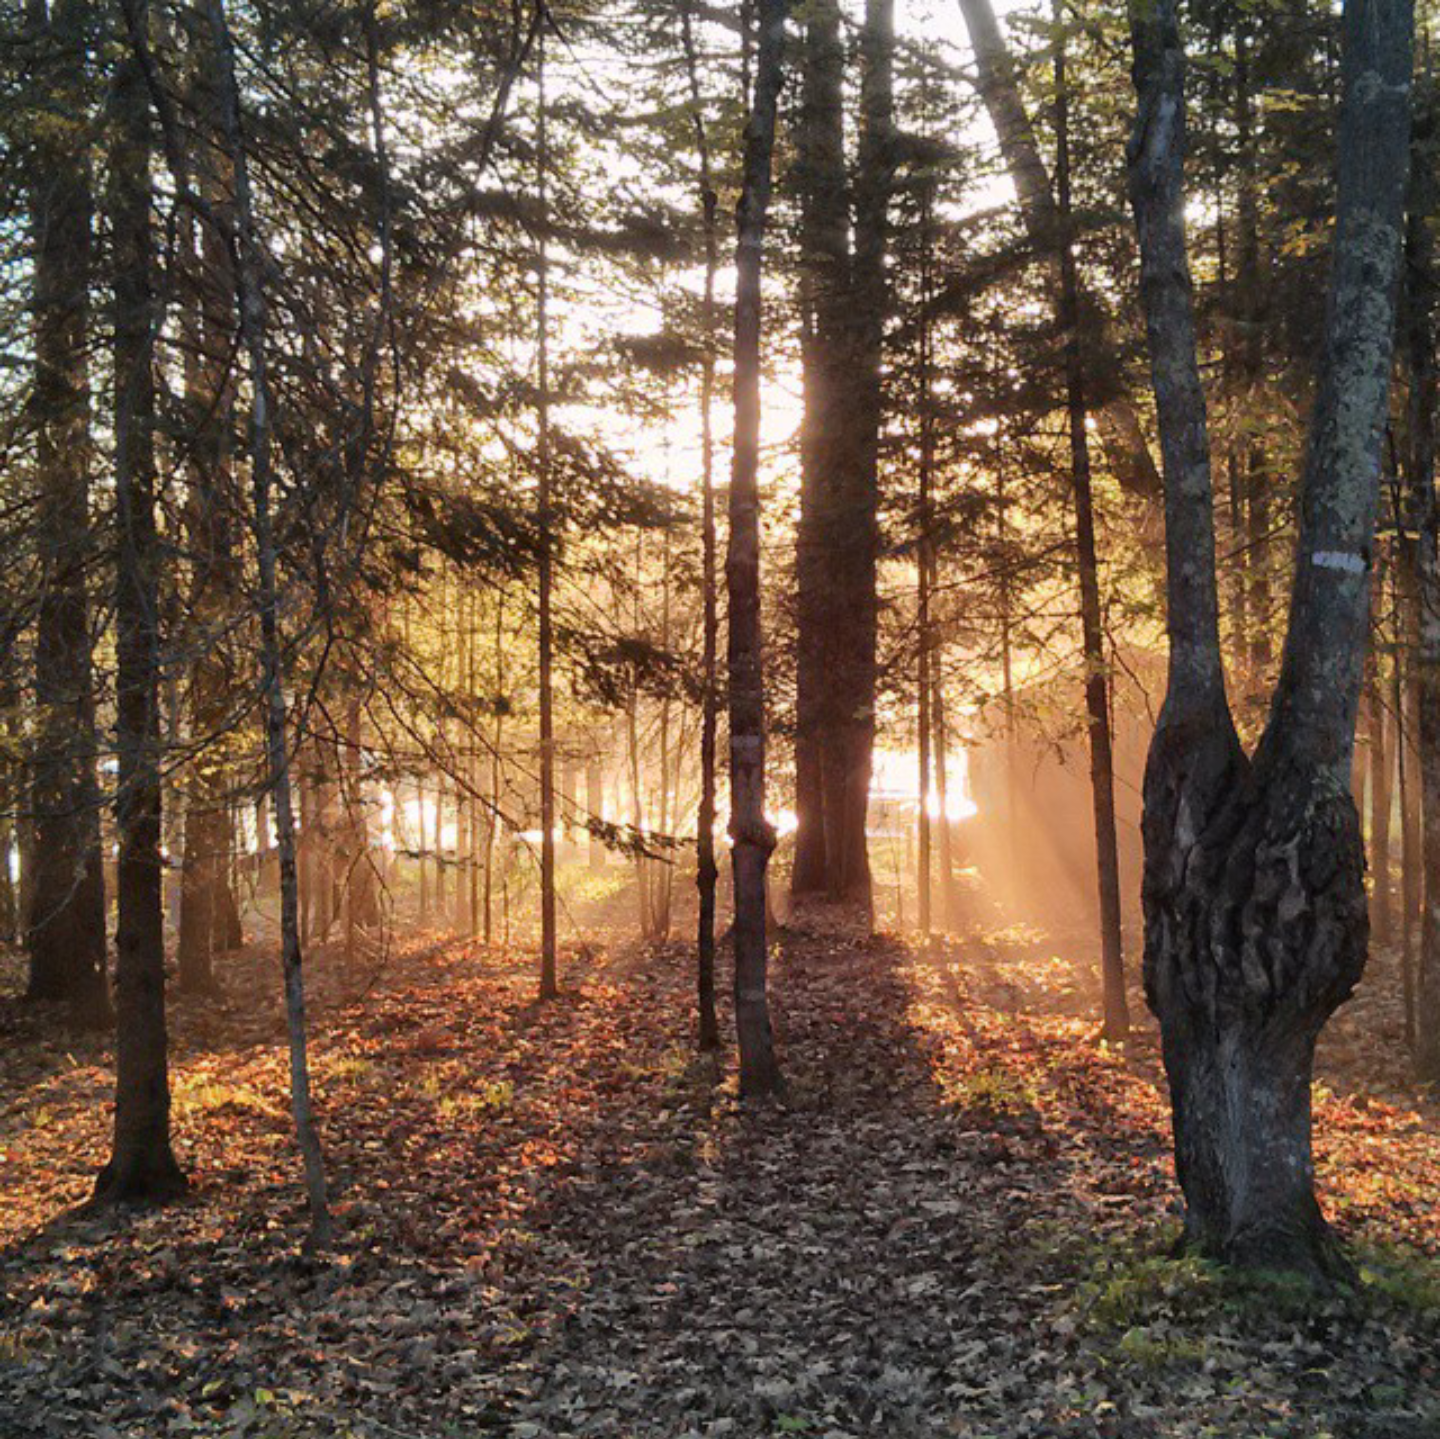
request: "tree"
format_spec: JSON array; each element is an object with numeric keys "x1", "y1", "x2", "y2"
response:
[
  {"x1": 206, "y1": 0, "x2": 330, "y2": 1246},
  {"x1": 727, "y1": 0, "x2": 785, "y2": 1099},
  {"x1": 96, "y1": 0, "x2": 184, "y2": 1202},
  {"x1": 176, "y1": 43, "x2": 241, "y2": 999},
  {"x1": 956, "y1": 0, "x2": 1128, "y2": 1034},
  {"x1": 535, "y1": 15, "x2": 559, "y2": 1002},
  {"x1": 1128, "y1": 0, "x2": 1413, "y2": 1275},
  {"x1": 23, "y1": 0, "x2": 111, "y2": 1028},
  {"x1": 679, "y1": 0, "x2": 721, "y2": 1053}
]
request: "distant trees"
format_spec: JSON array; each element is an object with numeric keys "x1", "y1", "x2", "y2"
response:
[{"x1": 1129, "y1": 0, "x2": 1413, "y2": 1274}]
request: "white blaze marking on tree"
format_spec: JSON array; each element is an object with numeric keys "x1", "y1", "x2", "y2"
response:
[{"x1": 1311, "y1": 550, "x2": 1367, "y2": 575}]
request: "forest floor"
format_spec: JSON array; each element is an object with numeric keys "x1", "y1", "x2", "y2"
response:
[{"x1": 2, "y1": 899, "x2": 1439, "y2": 1439}]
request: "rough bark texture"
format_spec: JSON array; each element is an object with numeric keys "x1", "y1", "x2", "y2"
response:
[
  {"x1": 96, "y1": 0, "x2": 184, "y2": 1203},
  {"x1": 24, "y1": 0, "x2": 111, "y2": 1028},
  {"x1": 727, "y1": 0, "x2": 786, "y2": 1099},
  {"x1": 1128, "y1": 0, "x2": 1412, "y2": 1277}
]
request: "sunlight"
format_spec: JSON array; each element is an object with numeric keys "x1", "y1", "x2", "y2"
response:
[{"x1": 869, "y1": 746, "x2": 978, "y2": 822}]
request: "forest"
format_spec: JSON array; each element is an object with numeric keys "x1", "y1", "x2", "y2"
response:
[{"x1": 1, "y1": 0, "x2": 1438, "y2": 1433}]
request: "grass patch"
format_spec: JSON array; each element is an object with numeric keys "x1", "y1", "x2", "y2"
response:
[
  {"x1": 172, "y1": 1073, "x2": 287, "y2": 1122},
  {"x1": 438, "y1": 1079, "x2": 514, "y2": 1120},
  {"x1": 943, "y1": 1063, "x2": 1038, "y2": 1117}
]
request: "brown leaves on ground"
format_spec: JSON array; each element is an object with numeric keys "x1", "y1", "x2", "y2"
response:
[{"x1": 0, "y1": 925, "x2": 1437, "y2": 1439}]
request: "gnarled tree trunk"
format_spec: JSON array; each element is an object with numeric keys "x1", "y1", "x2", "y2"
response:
[{"x1": 1128, "y1": 0, "x2": 1412, "y2": 1276}]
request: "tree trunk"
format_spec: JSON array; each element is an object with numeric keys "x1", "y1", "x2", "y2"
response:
[
  {"x1": 97, "y1": 0, "x2": 184, "y2": 1202},
  {"x1": 791, "y1": 0, "x2": 845, "y2": 900},
  {"x1": 535, "y1": 23, "x2": 558, "y2": 1000},
  {"x1": 207, "y1": 0, "x2": 329, "y2": 1245},
  {"x1": 1055, "y1": 0, "x2": 1128, "y2": 1041},
  {"x1": 823, "y1": 0, "x2": 892, "y2": 917},
  {"x1": 932, "y1": 663, "x2": 957, "y2": 927},
  {"x1": 177, "y1": 122, "x2": 239, "y2": 998},
  {"x1": 24, "y1": 0, "x2": 110, "y2": 1028},
  {"x1": 1128, "y1": 0, "x2": 1412, "y2": 1276},
  {"x1": 726, "y1": 0, "x2": 786, "y2": 1098},
  {"x1": 680, "y1": 0, "x2": 720, "y2": 1050},
  {"x1": 916, "y1": 161, "x2": 936, "y2": 942},
  {"x1": 1366, "y1": 617, "x2": 1394, "y2": 945}
]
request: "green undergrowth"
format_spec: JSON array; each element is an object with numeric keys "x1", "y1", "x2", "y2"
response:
[{"x1": 1035, "y1": 1222, "x2": 1440, "y2": 1380}]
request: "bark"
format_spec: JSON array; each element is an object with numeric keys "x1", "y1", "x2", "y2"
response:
[
  {"x1": 727, "y1": 0, "x2": 786, "y2": 1099},
  {"x1": 957, "y1": 0, "x2": 1161, "y2": 502},
  {"x1": 206, "y1": 0, "x2": 330, "y2": 1246},
  {"x1": 1128, "y1": 0, "x2": 1412, "y2": 1277},
  {"x1": 1055, "y1": 0, "x2": 1127, "y2": 1041},
  {"x1": 24, "y1": 0, "x2": 110, "y2": 1027},
  {"x1": 96, "y1": 0, "x2": 184, "y2": 1202}
]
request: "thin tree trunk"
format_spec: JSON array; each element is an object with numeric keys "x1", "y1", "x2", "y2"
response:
[
  {"x1": 1233, "y1": 20, "x2": 1272, "y2": 689},
  {"x1": 678, "y1": 0, "x2": 721, "y2": 1038},
  {"x1": 206, "y1": 0, "x2": 329, "y2": 1246},
  {"x1": 916, "y1": 167, "x2": 935, "y2": 942},
  {"x1": 931, "y1": 662, "x2": 956, "y2": 926},
  {"x1": 1055, "y1": 0, "x2": 1127, "y2": 1041},
  {"x1": 97, "y1": 0, "x2": 183, "y2": 1200},
  {"x1": 536, "y1": 23, "x2": 558, "y2": 1000},
  {"x1": 726, "y1": 0, "x2": 786, "y2": 1098},
  {"x1": 176, "y1": 78, "x2": 239, "y2": 998},
  {"x1": 833, "y1": 0, "x2": 893, "y2": 917},
  {"x1": 1367, "y1": 609, "x2": 1394, "y2": 946}
]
